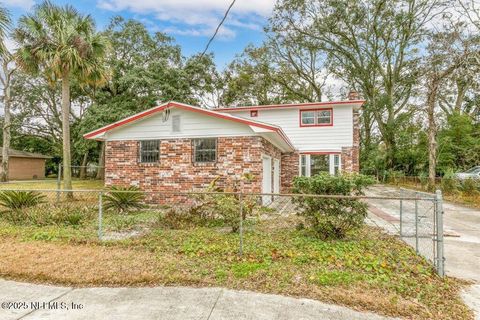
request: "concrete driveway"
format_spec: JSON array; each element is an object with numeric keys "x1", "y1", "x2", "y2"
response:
[
  {"x1": 365, "y1": 184, "x2": 480, "y2": 319},
  {"x1": 0, "y1": 279, "x2": 395, "y2": 320}
]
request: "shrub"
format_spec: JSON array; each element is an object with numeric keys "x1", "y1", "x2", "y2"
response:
[
  {"x1": 0, "y1": 191, "x2": 45, "y2": 211},
  {"x1": 103, "y1": 186, "x2": 145, "y2": 213},
  {"x1": 418, "y1": 172, "x2": 429, "y2": 189},
  {"x1": 159, "y1": 208, "x2": 204, "y2": 229},
  {"x1": 459, "y1": 178, "x2": 480, "y2": 194},
  {"x1": 386, "y1": 170, "x2": 405, "y2": 185},
  {"x1": 2, "y1": 204, "x2": 93, "y2": 226},
  {"x1": 164, "y1": 175, "x2": 259, "y2": 232},
  {"x1": 440, "y1": 169, "x2": 458, "y2": 194},
  {"x1": 292, "y1": 173, "x2": 374, "y2": 240}
]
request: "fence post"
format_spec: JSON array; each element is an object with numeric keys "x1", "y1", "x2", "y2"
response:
[
  {"x1": 239, "y1": 192, "x2": 243, "y2": 256},
  {"x1": 415, "y1": 191, "x2": 419, "y2": 254},
  {"x1": 435, "y1": 189, "x2": 445, "y2": 277},
  {"x1": 56, "y1": 163, "x2": 62, "y2": 202},
  {"x1": 399, "y1": 188, "x2": 403, "y2": 239},
  {"x1": 98, "y1": 191, "x2": 103, "y2": 241}
]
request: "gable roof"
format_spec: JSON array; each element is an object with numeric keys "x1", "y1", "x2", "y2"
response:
[
  {"x1": 83, "y1": 101, "x2": 295, "y2": 151},
  {"x1": 0, "y1": 148, "x2": 51, "y2": 159},
  {"x1": 215, "y1": 100, "x2": 365, "y2": 112}
]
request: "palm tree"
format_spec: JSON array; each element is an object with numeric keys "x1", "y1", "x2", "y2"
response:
[
  {"x1": 13, "y1": 1, "x2": 110, "y2": 191},
  {"x1": 0, "y1": 5, "x2": 12, "y2": 182}
]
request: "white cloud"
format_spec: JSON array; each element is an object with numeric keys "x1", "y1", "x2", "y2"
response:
[
  {"x1": 97, "y1": 0, "x2": 276, "y2": 38},
  {"x1": 2, "y1": 0, "x2": 35, "y2": 10}
]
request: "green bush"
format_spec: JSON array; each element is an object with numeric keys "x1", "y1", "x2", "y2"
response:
[
  {"x1": 2, "y1": 204, "x2": 93, "y2": 226},
  {"x1": 440, "y1": 169, "x2": 458, "y2": 194},
  {"x1": 292, "y1": 173, "x2": 374, "y2": 240},
  {"x1": 163, "y1": 175, "x2": 259, "y2": 232},
  {"x1": 386, "y1": 170, "x2": 405, "y2": 185},
  {"x1": 103, "y1": 186, "x2": 145, "y2": 213},
  {"x1": 459, "y1": 178, "x2": 480, "y2": 194},
  {"x1": 0, "y1": 191, "x2": 46, "y2": 211},
  {"x1": 418, "y1": 172, "x2": 429, "y2": 188}
]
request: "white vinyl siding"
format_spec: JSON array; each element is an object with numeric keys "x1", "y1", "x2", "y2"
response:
[
  {"x1": 105, "y1": 109, "x2": 255, "y2": 141},
  {"x1": 228, "y1": 105, "x2": 353, "y2": 152}
]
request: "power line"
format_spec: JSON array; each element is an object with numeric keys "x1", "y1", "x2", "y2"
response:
[{"x1": 200, "y1": 0, "x2": 236, "y2": 58}]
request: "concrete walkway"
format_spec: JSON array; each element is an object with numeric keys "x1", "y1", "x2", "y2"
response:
[
  {"x1": 0, "y1": 279, "x2": 396, "y2": 320},
  {"x1": 365, "y1": 184, "x2": 480, "y2": 319}
]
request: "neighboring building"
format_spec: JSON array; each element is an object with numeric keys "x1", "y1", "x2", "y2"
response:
[
  {"x1": 0, "y1": 149, "x2": 51, "y2": 180},
  {"x1": 84, "y1": 97, "x2": 363, "y2": 200}
]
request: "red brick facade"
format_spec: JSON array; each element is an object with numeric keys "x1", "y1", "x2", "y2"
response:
[
  {"x1": 104, "y1": 109, "x2": 360, "y2": 195},
  {"x1": 105, "y1": 136, "x2": 282, "y2": 194},
  {"x1": 280, "y1": 152, "x2": 299, "y2": 193},
  {"x1": 341, "y1": 109, "x2": 360, "y2": 172}
]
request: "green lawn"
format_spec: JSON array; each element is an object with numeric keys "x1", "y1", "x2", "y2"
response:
[
  {"x1": 0, "y1": 208, "x2": 472, "y2": 320},
  {"x1": 0, "y1": 179, "x2": 104, "y2": 190}
]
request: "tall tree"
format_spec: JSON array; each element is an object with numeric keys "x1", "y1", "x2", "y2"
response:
[
  {"x1": 271, "y1": 0, "x2": 441, "y2": 168},
  {"x1": 423, "y1": 24, "x2": 479, "y2": 187},
  {"x1": 0, "y1": 5, "x2": 12, "y2": 182},
  {"x1": 13, "y1": 0, "x2": 110, "y2": 191}
]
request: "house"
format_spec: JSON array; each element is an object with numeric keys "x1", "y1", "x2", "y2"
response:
[
  {"x1": 0, "y1": 148, "x2": 51, "y2": 180},
  {"x1": 84, "y1": 95, "x2": 363, "y2": 199}
]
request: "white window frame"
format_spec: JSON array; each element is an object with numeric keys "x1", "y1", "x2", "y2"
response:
[{"x1": 299, "y1": 154, "x2": 341, "y2": 176}]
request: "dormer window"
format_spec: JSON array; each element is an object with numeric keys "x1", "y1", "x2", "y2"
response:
[{"x1": 300, "y1": 109, "x2": 332, "y2": 127}]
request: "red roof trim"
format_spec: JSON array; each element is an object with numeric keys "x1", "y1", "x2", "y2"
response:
[
  {"x1": 215, "y1": 100, "x2": 365, "y2": 112},
  {"x1": 83, "y1": 101, "x2": 295, "y2": 150}
]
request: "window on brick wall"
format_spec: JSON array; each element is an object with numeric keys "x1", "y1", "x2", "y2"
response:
[
  {"x1": 139, "y1": 140, "x2": 160, "y2": 163},
  {"x1": 299, "y1": 154, "x2": 341, "y2": 176},
  {"x1": 193, "y1": 138, "x2": 217, "y2": 163}
]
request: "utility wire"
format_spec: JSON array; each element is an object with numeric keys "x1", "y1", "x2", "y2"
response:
[{"x1": 200, "y1": 0, "x2": 236, "y2": 58}]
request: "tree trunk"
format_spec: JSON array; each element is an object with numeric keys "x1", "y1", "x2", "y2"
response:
[
  {"x1": 427, "y1": 83, "x2": 438, "y2": 190},
  {"x1": 1, "y1": 65, "x2": 11, "y2": 182},
  {"x1": 61, "y1": 74, "x2": 73, "y2": 193},
  {"x1": 79, "y1": 151, "x2": 88, "y2": 179},
  {"x1": 96, "y1": 141, "x2": 105, "y2": 180}
]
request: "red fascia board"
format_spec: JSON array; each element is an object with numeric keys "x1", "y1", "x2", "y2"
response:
[
  {"x1": 83, "y1": 101, "x2": 295, "y2": 150},
  {"x1": 216, "y1": 100, "x2": 365, "y2": 112}
]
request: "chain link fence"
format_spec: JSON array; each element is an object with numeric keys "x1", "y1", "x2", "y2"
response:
[
  {"x1": 365, "y1": 186, "x2": 445, "y2": 276},
  {"x1": 0, "y1": 187, "x2": 445, "y2": 276}
]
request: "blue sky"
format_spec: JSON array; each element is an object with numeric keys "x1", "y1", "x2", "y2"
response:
[{"x1": 3, "y1": 0, "x2": 276, "y2": 68}]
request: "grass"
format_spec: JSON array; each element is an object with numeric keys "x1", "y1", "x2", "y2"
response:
[
  {"x1": 0, "y1": 179, "x2": 104, "y2": 190},
  {"x1": 0, "y1": 210, "x2": 473, "y2": 320}
]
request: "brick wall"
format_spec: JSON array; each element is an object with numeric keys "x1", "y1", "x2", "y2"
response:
[
  {"x1": 341, "y1": 109, "x2": 360, "y2": 172},
  {"x1": 105, "y1": 136, "x2": 282, "y2": 195},
  {"x1": 280, "y1": 152, "x2": 299, "y2": 192}
]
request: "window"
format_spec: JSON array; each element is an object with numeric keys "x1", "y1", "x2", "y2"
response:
[
  {"x1": 300, "y1": 154, "x2": 307, "y2": 176},
  {"x1": 299, "y1": 154, "x2": 341, "y2": 176},
  {"x1": 193, "y1": 138, "x2": 217, "y2": 163},
  {"x1": 300, "y1": 109, "x2": 332, "y2": 126},
  {"x1": 250, "y1": 110, "x2": 258, "y2": 117},
  {"x1": 333, "y1": 154, "x2": 340, "y2": 175},
  {"x1": 310, "y1": 155, "x2": 329, "y2": 176},
  {"x1": 139, "y1": 140, "x2": 160, "y2": 163},
  {"x1": 172, "y1": 115, "x2": 181, "y2": 132}
]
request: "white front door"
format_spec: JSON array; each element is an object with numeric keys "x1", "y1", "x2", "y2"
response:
[
  {"x1": 262, "y1": 155, "x2": 272, "y2": 205},
  {"x1": 273, "y1": 159, "x2": 280, "y2": 197}
]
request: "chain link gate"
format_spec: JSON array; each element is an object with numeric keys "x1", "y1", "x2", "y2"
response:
[{"x1": 399, "y1": 188, "x2": 445, "y2": 276}]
